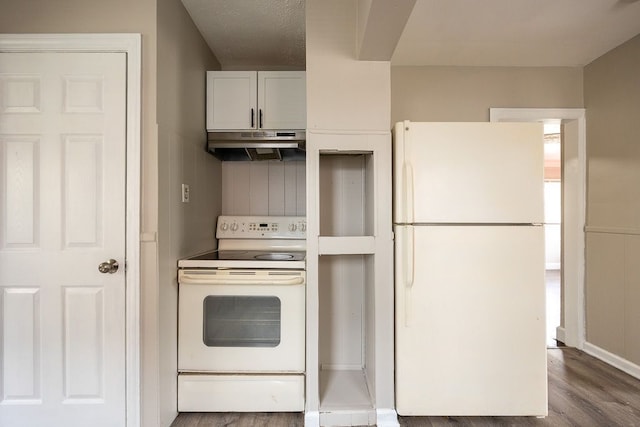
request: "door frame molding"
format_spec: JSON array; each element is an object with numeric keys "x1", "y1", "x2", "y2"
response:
[
  {"x1": 490, "y1": 108, "x2": 586, "y2": 350},
  {"x1": 0, "y1": 33, "x2": 142, "y2": 427}
]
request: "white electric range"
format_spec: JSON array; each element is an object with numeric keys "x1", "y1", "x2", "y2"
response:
[{"x1": 177, "y1": 216, "x2": 306, "y2": 413}]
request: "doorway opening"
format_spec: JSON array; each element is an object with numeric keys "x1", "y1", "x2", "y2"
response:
[
  {"x1": 490, "y1": 107, "x2": 587, "y2": 350},
  {"x1": 544, "y1": 123, "x2": 561, "y2": 347}
]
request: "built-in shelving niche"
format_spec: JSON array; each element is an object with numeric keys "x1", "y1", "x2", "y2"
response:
[
  {"x1": 318, "y1": 152, "x2": 377, "y2": 425},
  {"x1": 319, "y1": 153, "x2": 374, "y2": 237},
  {"x1": 307, "y1": 132, "x2": 394, "y2": 427},
  {"x1": 318, "y1": 254, "x2": 376, "y2": 425}
]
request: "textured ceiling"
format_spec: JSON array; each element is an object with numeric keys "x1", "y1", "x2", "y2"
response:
[
  {"x1": 181, "y1": 0, "x2": 305, "y2": 70},
  {"x1": 181, "y1": 0, "x2": 640, "y2": 69}
]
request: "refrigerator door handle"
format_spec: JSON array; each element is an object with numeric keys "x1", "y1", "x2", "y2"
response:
[
  {"x1": 406, "y1": 226, "x2": 414, "y2": 289},
  {"x1": 403, "y1": 162, "x2": 414, "y2": 223},
  {"x1": 405, "y1": 226, "x2": 415, "y2": 326}
]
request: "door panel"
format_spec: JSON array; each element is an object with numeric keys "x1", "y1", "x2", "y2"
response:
[
  {"x1": 0, "y1": 52, "x2": 126, "y2": 426},
  {"x1": 395, "y1": 225, "x2": 547, "y2": 416},
  {"x1": 3, "y1": 137, "x2": 37, "y2": 246},
  {"x1": 63, "y1": 135, "x2": 103, "y2": 246},
  {"x1": 206, "y1": 71, "x2": 257, "y2": 130},
  {"x1": 257, "y1": 71, "x2": 306, "y2": 130},
  {"x1": 2, "y1": 287, "x2": 40, "y2": 402},
  {"x1": 394, "y1": 122, "x2": 544, "y2": 224}
]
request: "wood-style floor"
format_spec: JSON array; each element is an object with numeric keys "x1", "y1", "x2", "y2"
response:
[{"x1": 171, "y1": 348, "x2": 640, "y2": 426}]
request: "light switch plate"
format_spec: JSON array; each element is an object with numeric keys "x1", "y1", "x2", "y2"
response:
[{"x1": 181, "y1": 184, "x2": 190, "y2": 203}]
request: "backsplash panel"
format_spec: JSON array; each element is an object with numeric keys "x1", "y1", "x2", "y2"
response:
[{"x1": 222, "y1": 161, "x2": 306, "y2": 216}]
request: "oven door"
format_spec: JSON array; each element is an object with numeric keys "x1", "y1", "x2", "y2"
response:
[{"x1": 178, "y1": 269, "x2": 305, "y2": 373}]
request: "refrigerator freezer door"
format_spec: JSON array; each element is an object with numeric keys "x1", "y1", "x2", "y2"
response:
[
  {"x1": 395, "y1": 225, "x2": 547, "y2": 416},
  {"x1": 393, "y1": 122, "x2": 544, "y2": 224}
]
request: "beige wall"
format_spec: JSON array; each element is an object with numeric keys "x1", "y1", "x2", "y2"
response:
[
  {"x1": 391, "y1": 66, "x2": 583, "y2": 124},
  {"x1": 157, "y1": 0, "x2": 221, "y2": 255},
  {"x1": 0, "y1": 0, "x2": 153, "y2": 32},
  {"x1": 584, "y1": 34, "x2": 640, "y2": 230},
  {"x1": 584, "y1": 34, "x2": 640, "y2": 365},
  {"x1": 306, "y1": 0, "x2": 390, "y2": 132},
  {"x1": 154, "y1": 2, "x2": 223, "y2": 423},
  {"x1": 156, "y1": 0, "x2": 221, "y2": 425}
]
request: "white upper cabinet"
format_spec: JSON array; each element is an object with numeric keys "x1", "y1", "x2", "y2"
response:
[
  {"x1": 257, "y1": 71, "x2": 306, "y2": 130},
  {"x1": 207, "y1": 71, "x2": 306, "y2": 131},
  {"x1": 206, "y1": 71, "x2": 256, "y2": 130}
]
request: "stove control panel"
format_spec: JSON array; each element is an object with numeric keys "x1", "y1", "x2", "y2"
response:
[{"x1": 216, "y1": 216, "x2": 306, "y2": 239}]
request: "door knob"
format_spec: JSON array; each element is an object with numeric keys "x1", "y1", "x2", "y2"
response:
[{"x1": 98, "y1": 259, "x2": 119, "y2": 274}]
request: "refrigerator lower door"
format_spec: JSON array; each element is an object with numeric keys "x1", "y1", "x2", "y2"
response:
[{"x1": 395, "y1": 225, "x2": 547, "y2": 416}]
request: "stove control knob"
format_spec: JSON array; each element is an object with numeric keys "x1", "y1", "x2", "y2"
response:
[
  {"x1": 230, "y1": 222, "x2": 239, "y2": 232},
  {"x1": 300, "y1": 222, "x2": 307, "y2": 232},
  {"x1": 289, "y1": 223, "x2": 297, "y2": 232},
  {"x1": 220, "y1": 222, "x2": 228, "y2": 231}
]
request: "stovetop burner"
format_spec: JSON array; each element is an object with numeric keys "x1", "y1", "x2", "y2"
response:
[{"x1": 255, "y1": 253, "x2": 296, "y2": 261}]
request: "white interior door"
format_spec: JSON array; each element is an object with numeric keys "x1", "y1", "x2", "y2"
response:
[{"x1": 0, "y1": 52, "x2": 126, "y2": 426}]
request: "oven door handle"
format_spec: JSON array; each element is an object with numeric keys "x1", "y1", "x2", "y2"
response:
[{"x1": 179, "y1": 274, "x2": 305, "y2": 286}]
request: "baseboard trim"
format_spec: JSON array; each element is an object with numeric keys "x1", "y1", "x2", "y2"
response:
[
  {"x1": 555, "y1": 326, "x2": 566, "y2": 345},
  {"x1": 377, "y1": 408, "x2": 400, "y2": 427},
  {"x1": 319, "y1": 408, "x2": 376, "y2": 426},
  {"x1": 583, "y1": 342, "x2": 640, "y2": 380},
  {"x1": 304, "y1": 411, "x2": 320, "y2": 427}
]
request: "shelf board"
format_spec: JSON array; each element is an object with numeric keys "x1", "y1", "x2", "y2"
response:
[
  {"x1": 318, "y1": 236, "x2": 375, "y2": 255},
  {"x1": 319, "y1": 368, "x2": 373, "y2": 410}
]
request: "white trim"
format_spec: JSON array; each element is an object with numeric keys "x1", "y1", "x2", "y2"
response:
[
  {"x1": 585, "y1": 226, "x2": 640, "y2": 236},
  {"x1": 0, "y1": 33, "x2": 142, "y2": 427},
  {"x1": 0, "y1": 33, "x2": 141, "y2": 53},
  {"x1": 583, "y1": 342, "x2": 640, "y2": 380},
  {"x1": 555, "y1": 326, "x2": 566, "y2": 345},
  {"x1": 304, "y1": 411, "x2": 320, "y2": 427},
  {"x1": 376, "y1": 408, "x2": 400, "y2": 427},
  {"x1": 319, "y1": 409, "x2": 377, "y2": 426},
  {"x1": 307, "y1": 129, "x2": 390, "y2": 135},
  {"x1": 490, "y1": 108, "x2": 586, "y2": 350},
  {"x1": 320, "y1": 364, "x2": 364, "y2": 370},
  {"x1": 490, "y1": 108, "x2": 586, "y2": 123}
]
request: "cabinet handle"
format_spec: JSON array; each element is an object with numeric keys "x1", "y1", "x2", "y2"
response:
[
  {"x1": 251, "y1": 108, "x2": 255, "y2": 128},
  {"x1": 259, "y1": 109, "x2": 263, "y2": 128}
]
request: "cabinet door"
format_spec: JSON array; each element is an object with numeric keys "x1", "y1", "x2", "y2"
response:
[
  {"x1": 207, "y1": 71, "x2": 257, "y2": 130},
  {"x1": 257, "y1": 71, "x2": 306, "y2": 129}
]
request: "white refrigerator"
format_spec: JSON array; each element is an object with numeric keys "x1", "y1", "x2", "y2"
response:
[{"x1": 393, "y1": 121, "x2": 548, "y2": 416}]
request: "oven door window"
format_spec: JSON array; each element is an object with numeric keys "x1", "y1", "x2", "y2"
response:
[{"x1": 203, "y1": 296, "x2": 281, "y2": 347}]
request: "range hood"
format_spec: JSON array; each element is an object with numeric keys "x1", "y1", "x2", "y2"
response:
[{"x1": 207, "y1": 130, "x2": 306, "y2": 161}]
